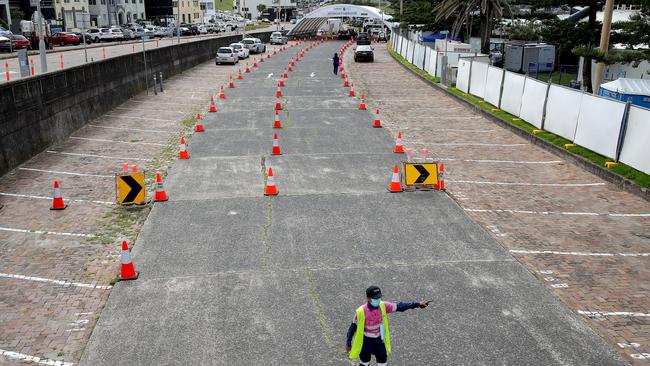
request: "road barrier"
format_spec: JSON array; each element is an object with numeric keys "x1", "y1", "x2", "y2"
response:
[{"x1": 391, "y1": 32, "x2": 650, "y2": 176}]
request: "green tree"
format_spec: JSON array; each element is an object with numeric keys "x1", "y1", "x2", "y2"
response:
[
  {"x1": 433, "y1": 0, "x2": 512, "y2": 54},
  {"x1": 257, "y1": 4, "x2": 267, "y2": 15}
]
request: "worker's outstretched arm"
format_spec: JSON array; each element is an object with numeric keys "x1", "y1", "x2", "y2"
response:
[
  {"x1": 396, "y1": 301, "x2": 429, "y2": 312},
  {"x1": 345, "y1": 322, "x2": 357, "y2": 348}
]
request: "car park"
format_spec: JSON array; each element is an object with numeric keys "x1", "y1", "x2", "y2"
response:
[
  {"x1": 51, "y1": 32, "x2": 81, "y2": 46},
  {"x1": 354, "y1": 44, "x2": 374, "y2": 62},
  {"x1": 216, "y1": 47, "x2": 238, "y2": 65},
  {"x1": 269, "y1": 31, "x2": 287, "y2": 45},
  {"x1": 229, "y1": 42, "x2": 250, "y2": 59}
]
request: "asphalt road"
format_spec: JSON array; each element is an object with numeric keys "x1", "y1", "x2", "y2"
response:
[
  {"x1": 80, "y1": 41, "x2": 627, "y2": 365},
  {"x1": 0, "y1": 24, "x2": 285, "y2": 85}
]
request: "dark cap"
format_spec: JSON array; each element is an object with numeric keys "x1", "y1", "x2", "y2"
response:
[{"x1": 366, "y1": 286, "x2": 382, "y2": 299}]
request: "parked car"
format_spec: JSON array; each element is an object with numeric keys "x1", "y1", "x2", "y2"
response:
[
  {"x1": 229, "y1": 42, "x2": 249, "y2": 59},
  {"x1": 87, "y1": 28, "x2": 102, "y2": 43},
  {"x1": 99, "y1": 28, "x2": 124, "y2": 42},
  {"x1": 289, "y1": 18, "x2": 297, "y2": 24},
  {"x1": 72, "y1": 32, "x2": 93, "y2": 44},
  {"x1": 51, "y1": 32, "x2": 80, "y2": 46},
  {"x1": 241, "y1": 37, "x2": 265, "y2": 53},
  {"x1": 338, "y1": 29, "x2": 352, "y2": 40},
  {"x1": 215, "y1": 46, "x2": 238, "y2": 65},
  {"x1": 116, "y1": 27, "x2": 135, "y2": 40},
  {"x1": 269, "y1": 31, "x2": 287, "y2": 45},
  {"x1": 245, "y1": 20, "x2": 255, "y2": 26},
  {"x1": 354, "y1": 44, "x2": 374, "y2": 62},
  {"x1": 154, "y1": 27, "x2": 171, "y2": 38},
  {"x1": 0, "y1": 34, "x2": 31, "y2": 51}
]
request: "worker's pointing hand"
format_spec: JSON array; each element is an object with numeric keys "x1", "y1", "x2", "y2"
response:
[
  {"x1": 345, "y1": 345, "x2": 352, "y2": 353},
  {"x1": 419, "y1": 300, "x2": 430, "y2": 308}
]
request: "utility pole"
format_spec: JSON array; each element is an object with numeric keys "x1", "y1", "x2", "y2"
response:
[
  {"x1": 399, "y1": 0, "x2": 403, "y2": 23},
  {"x1": 176, "y1": 0, "x2": 181, "y2": 44},
  {"x1": 36, "y1": 0, "x2": 47, "y2": 73},
  {"x1": 593, "y1": 0, "x2": 614, "y2": 94}
]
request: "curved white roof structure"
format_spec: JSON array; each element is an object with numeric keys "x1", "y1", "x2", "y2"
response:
[{"x1": 288, "y1": 4, "x2": 393, "y2": 36}]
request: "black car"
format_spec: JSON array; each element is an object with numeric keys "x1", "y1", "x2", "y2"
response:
[
  {"x1": 354, "y1": 44, "x2": 374, "y2": 62},
  {"x1": 356, "y1": 32, "x2": 371, "y2": 45},
  {"x1": 338, "y1": 30, "x2": 352, "y2": 40}
]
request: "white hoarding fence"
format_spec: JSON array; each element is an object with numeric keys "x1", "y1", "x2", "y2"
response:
[
  {"x1": 484, "y1": 66, "x2": 504, "y2": 107},
  {"x1": 544, "y1": 85, "x2": 584, "y2": 141},
  {"x1": 619, "y1": 106, "x2": 650, "y2": 174},
  {"x1": 469, "y1": 61, "x2": 489, "y2": 99},
  {"x1": 519, "y1": 77, "x2": 549, "y2": 129},
  {"x1": 456, "y1": 59, "x2": 471, "y2": 93},
  {"x1": 574, "y1": 93, "x2": 626, "y2": 159},
  {"x1": 500, "y1": 71, "x2": 526, "y2": 117}
]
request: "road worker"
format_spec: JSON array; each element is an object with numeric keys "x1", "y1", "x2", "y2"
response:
[{"x1": 345, "y1": 286, "x2": 429, "y2": 365}]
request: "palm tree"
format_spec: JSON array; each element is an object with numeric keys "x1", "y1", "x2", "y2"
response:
[{"x1": 434, "y1": 0, "x2": 510, "y2": 54}]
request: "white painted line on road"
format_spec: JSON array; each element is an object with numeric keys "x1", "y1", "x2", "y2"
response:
[
  {"x1": 550, "y1": 283, "x2": 569, "y2": 288},
  {"x1": 46, "y1": 150, "x2": 152, "y2": 162},
  {"x1": 465, "y1": 208, "x2": 650, "y2": 217},
  {"x1": 115, "y1": 106, "x2": 187, "y2": 114},
  {"x1": 429, "y1": 128, "x2": 495, "y2": 132},
  {"x1": 70, "y1": 136, "x2": 166, "y2": 146},
  {"x1": 450, "y1": 180, "x2": 605, "y2": 187},
  {"x1": 0, "y1": 226, "x2": 96, "y2": 238},
  {"x1": 0, "y1": 273, "x2": 112, "y2": 290},
  {"x1": 416, "y1": 142, "x2": 527, "y2": 147},
  {"x1": 0, "y1": 192, "x2": 113, "y2": 205},
  {"x1": 86, "y1": 124, "x2": 169, "y2": 133},
  {"x1": 18, "y1": 167, "x2": 112, "y2": 178},
  {"x1": 578, "y1": 310, "x2": 650, "y2": 318},
  {"x1": 441, "y1": 158, "x2": 562, "y2": 164},
  {"x1": 510, "y1": 249, "x2": 650, "y2": 257},
  {"x1": 0, "y1": 349, "x2": 74, "y2": 366},
  {"x1": 104, "y1": 114, "x2": 175, "y2": 122}
]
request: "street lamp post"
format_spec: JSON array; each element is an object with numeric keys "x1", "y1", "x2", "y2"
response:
[
  {"x1": 176, "y1": 0, "x2": 181, "y2": 44},
  {"x1": 35, "y1": 0, "x2": 47, "y2": 73}
]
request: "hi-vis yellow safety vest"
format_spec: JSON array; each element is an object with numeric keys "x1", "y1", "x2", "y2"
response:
[{"x1": 349, "y1": 301, "x2": 392, "y2": 360}]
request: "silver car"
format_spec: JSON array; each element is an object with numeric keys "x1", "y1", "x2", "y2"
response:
[
  {"x1": 270, "y1": 32, "x2": 287, "y2": 45},
  {"x1": 215, "y1": 47, "x2": 238, "y2": 65},
  {"x1": 241, "y1": 37, "x2": 266, "y2": 53}
]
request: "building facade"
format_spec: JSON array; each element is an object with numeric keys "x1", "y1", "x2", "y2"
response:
[
  {"x1": 235, "y1": 0, "x2": 294, "y2": 20},
  {"x1": 88, "y1": 0, "x2": 145, "y2": 27},
  {"x1": 53, "y1": 0, "x2": 89, "y2": 30},
  {"x1": 172, "y1": 0, "x2": 200, "y2": 24}
]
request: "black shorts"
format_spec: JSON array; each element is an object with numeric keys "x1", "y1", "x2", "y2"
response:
[{"x1": 359, "y1": 336, "x2": 387, "y2": 363}]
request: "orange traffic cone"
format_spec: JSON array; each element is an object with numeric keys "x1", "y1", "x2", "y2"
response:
[
  {"x1": 154, "y1": 172, "x2": 168, "y2": 202},
  {"x1": 359, "y1": 93, "x2": 367, "y2": 110},
  {"x1": 267, "y1": 53, "x2": 271, "y2": 58},
  {"x1": 119, "y1": 240, "x2": 138, "y2": 281},
  {"x1": 245, "y1": 63, "x2": 250, "y2": 73},
  {"x1": 388, "y1": 165, "x2": 402, "y2": 193},
  {"x1": 209, "y1": 96, "x2": 217, "y2": 113},
  {"x1": 349, "y1": 84, "x2": 355, "y2": 97},
  {"x1": 279, "y1": 79, "x2": 285, "y2": 87},
  {"x1": 273, "y1": 111, "x2": 282, "y2": 129},
  {"x1": 271, "y1": 133, "x2": 282, "y2": 155},
  {"x1": 394, "y1": 132, "x2": 404, "y2": 153},
  {"x1": 122, "y1": 163, "x2": 129, "y2": 172},
  {"x1": 195, "y1": 113, "x2": 204, "y2": 132},
  {"x1": 434, "y1": 163, "x2": 445, "y2": 190},
  {"x1": 288, "y1": 65, "x2": 293, "y2": 72},
  {"x1": 276, "y1": 85, "x2": 282, "y2": 98},
  {"x1": 50, "y1": 180, "x2": 67, "y2": 210},
  {"x1": 229, "y1": 75, "x2": 235, "y2": 88},
  {"x1": 275, "y1": 101, "x2": 282, "y2": 110},
  {"x1": 274, "y1": 49, "x2": 277, "y2": 55},
  {"x1": 238, "y1": 69, "x2": 243, "y2": 79},
  {"x1": 218, "y1": 86, "x2": 226, "y2": 99},
  {"x1": 373, "y1": 109, "x2": 382, "y2": 128},
  {"x1": 179, "y1": 136, "x2": 189, "y2": 159},
  {"x1": 253, "y1": 59, "x2": 258, "y2": 67},
  {"x1": 131, "y1": 164, "x2": 138, "y2": 172},
  {"x1": 344, "y1": 77, "x2": 349, "y2": 87},
  {"x1": 264, "y1": 167, "x2": 278, "y2": 196}
]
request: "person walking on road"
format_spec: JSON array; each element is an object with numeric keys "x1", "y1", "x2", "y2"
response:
[
  {"x1": 332, "y1": 53, "x2": 339, "y2": 75},
  {"x1": 345, "y1": 286, "x2": 429, "y2": 365}
]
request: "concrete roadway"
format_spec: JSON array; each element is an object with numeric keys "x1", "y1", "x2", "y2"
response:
[
  {"x1": 80, "y1": 41, "x2": 626, "y2": 365},
  {"x1": 0, "y1": 24, "x2": 285, "y2": 85}
]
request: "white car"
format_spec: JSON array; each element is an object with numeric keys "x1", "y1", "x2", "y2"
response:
[
  {"x1": 229, "y1": 42, "x2": 249, "y2": 59},
  {"x1": 215, "y1": 47, "x2": 238, "y2": 65},
  {"x1": 241, "y1": 37, "x2": 266, "y2": 53},
  {"x1": 269, "y1": 31, "x2": 287, "y2": 45}
]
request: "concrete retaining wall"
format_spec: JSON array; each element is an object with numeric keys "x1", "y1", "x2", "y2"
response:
[{"x1": 0, "y1": 31, "x2": 273, "y2": 177}]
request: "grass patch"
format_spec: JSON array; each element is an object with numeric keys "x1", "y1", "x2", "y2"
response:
[
  {"x1": 244, "y1": 24, "x2": 268, "y2": 31},
  {"x1": 214, "y1": 0, "x2": 233, "y2": 11},
  {"x1": 533, "y1": 70, "x2": 578, "y2": 86},
  {"x1": 387, "y1": 41, "x2": 440, "y2": 84},
  {"x1": 446, "y1": 86, "x2": 650, "y2": 189}
]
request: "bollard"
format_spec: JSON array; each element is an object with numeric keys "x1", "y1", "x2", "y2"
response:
[
  {"x1": 159, "y1": 72, "x2": 163, "y2": 92},
  {"x1": 132, "y1": 45, "x2": 135, "y2": 53},
  {"x1": 406, "y1": 149, "x2": 412, "y2": 163},
  {"x1": 156, "y1": 39, "x2": 159, "y2": 48},
  {"x1": 30, "y1": 59, "x2": 35, "y2": 76},
  {"x1": 421, "y1": 148, "x2": 427, "y2": 160},
  {"x1": 59, "y1": 54, "x2": 64, "y2": 70},
  {"x1": 102, "y1": 48, "x2": 106, "y2": 60},
  {"x1": 5, "y1": 61, "x2": 9, "y2": 81},
  {"x1": 153, "y1": 74, "x2": 158, "y2": 95}
]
